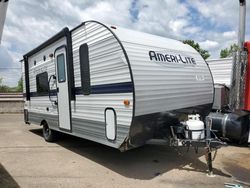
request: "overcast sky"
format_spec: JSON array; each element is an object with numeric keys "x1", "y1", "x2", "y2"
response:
[{"x1": 1, "y1": 0, "x2": 250, "y2": 86}]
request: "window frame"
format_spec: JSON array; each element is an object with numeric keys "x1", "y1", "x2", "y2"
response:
[
  {"x1": 79, "y1": 43, "x2": 91, "y2": 95},
  {"x1": 36, "y1": 72, "x2": 49, "y2": 96},
  {"x1": 57, "y1": 53, "x2": 66, "y2": 83}
]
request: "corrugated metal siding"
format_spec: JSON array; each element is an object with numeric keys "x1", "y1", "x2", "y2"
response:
[
  {"x1": 71, "y1": 22, "x2": 133, "y2": 148},
  {"x1": 27, "y1": 38, "x2": 66, "y2": 115},
  {"x1": 29, "y1": 112, "x2": 58, "y2": 129},
  {"x1": 28, "y1": 38, "x2": 65, "y2": 93},
  {"x1": 21, "y1": 61, "x2": 26, "y2": 94},
  {"x1": 71, "y1": 118, "x2": 129, "y2": 148},
  {"x1": 72, "y1": 23, "x2": 131, "y2": 86},
  {"x1": 112, "y1": 27, "x2": 214, "y2": 116},
  {"x1": 27, "y1": 59, "x2": 58, "y2": 115},
  {"x1": 29, "y1": 96, "x2": 57, "y2": 115},
  {"x1": 21, "y1": 60, "x2": 28, "y2": 111},
  {"x1": 207, "y1": 58, "x2": 233, "y2": 86}
]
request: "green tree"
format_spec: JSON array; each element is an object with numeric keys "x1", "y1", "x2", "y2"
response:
[
  {"x1": 220, "y1": 44, "x2": 239, "y2": 58},
  {"x1": 16, "y1": 77, "x2": 23, "y2": 92},
  {"x1": 0, "y1": 77, "x2": 23, "y2": 93},
  {"x1": 0, "y1": 77, "x2": 10, "y2": 92},
  {"x1": 183, "y1": 40, "x2": 210, "y2": 60}
]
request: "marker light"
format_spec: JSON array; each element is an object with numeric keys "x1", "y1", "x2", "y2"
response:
[{"x1": 123, "y1": 100, "x2": 130, "y2": 106}]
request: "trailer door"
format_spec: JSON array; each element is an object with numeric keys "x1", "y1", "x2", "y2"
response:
[{"x1": 55, "y1": 46, "x2": 71, "y2": 131}]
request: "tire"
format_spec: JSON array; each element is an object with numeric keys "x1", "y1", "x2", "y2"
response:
[{"x1": 42, "y1": 122, "x2": 56, "y2": 142}]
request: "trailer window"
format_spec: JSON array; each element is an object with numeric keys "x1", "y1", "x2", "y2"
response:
[
  {"x1": 79, "y1": 43, "x2": 90, "y2": 95},
  {"x1": 57, "y1": 53, "x2": 66, "y2": 83},
  {"x1": 36, "y1": 72, "x2": 49, "y2": 95}
]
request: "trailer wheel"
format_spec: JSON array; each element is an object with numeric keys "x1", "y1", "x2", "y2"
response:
[{"x1": 42, "y1": 121, "x2": 56, "y2": 142}]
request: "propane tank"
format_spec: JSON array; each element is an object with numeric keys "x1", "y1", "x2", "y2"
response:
[{"x1": 185, "y1": 114, "x2": 205, "y2": 140}]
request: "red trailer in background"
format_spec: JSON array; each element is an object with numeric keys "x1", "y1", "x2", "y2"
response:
[{"x1": 244, "y1": 41, "x2": 250, "y2": 111}]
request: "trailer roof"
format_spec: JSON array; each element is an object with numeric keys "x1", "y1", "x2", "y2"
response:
[{"x1": 109, "y1": 25, "x2": 197, "y2": 54}]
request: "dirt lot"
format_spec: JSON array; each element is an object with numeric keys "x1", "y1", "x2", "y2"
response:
[{"x1": 0, "y1": 114, "x2": 249, "y2": 188}]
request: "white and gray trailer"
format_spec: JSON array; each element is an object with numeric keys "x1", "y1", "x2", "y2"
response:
[{"x1": 23, "y1": 21, "x2": 215, "y2": 152}]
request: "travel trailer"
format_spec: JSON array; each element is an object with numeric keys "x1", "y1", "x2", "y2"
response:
[
  {"x1": 207, "y1": 58, "x2": 233, "y2": 87},
  {"x1": 22, "y1": 0, "x2": 250, "y2": 176},
  {"x1": 22, "y1": 20, "x2": 217, "y2": 152}
]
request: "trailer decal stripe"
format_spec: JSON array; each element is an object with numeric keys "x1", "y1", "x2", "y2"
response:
[
  {"x1": 23, "y1": 82, "x2": 133, "y2": 97},
  {"x1": 75, "y1": 82, "x2": 133, "y2": 95}
]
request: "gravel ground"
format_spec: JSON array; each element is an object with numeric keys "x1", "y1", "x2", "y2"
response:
[{"x1": 0, "y1": 114, "x2": 249, "y2": 188}]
